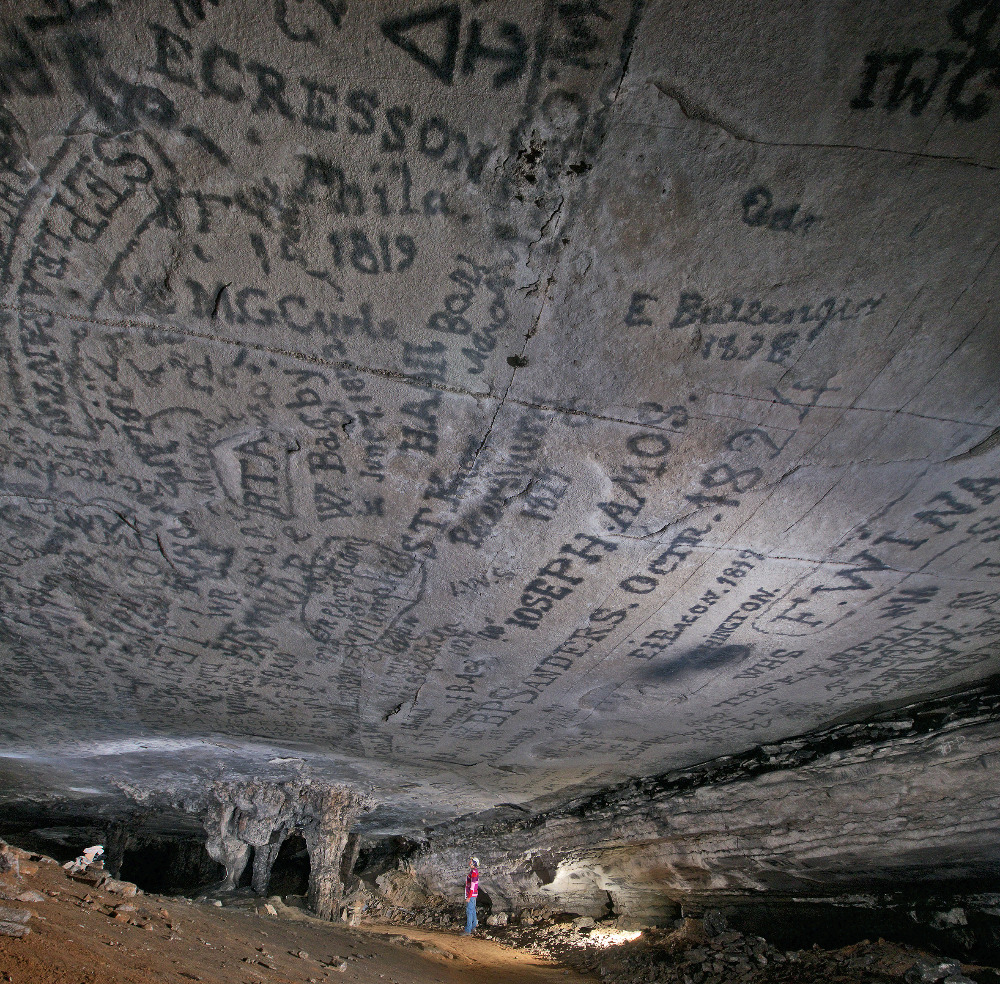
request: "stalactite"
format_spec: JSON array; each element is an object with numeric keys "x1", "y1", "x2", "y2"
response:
[
  {"x1": 303, "y1": 788, "x2": 369, "y2": 919},
  {"x1": 251, "y1": 832, "x2": 286, "y2": 896},
  {"x1": 200, "y1": 780, "x2": 371, "y2": 908},
  {"x1": 305, "y1": 825, "x2": 350, "y2": 919},
  {"x1": 204, "y1": 800, "x2": 252, "y2": 891}
]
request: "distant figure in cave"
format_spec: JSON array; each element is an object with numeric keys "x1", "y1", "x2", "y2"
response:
[{"x1": 463, "y1": 856, "x2": 479, "y2": 935}]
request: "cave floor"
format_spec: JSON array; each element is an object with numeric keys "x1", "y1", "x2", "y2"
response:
[
  {"x1": 4, "y1": 851, "x2": 999, "y2": 984},
  {"x1": 0, "y1": 855, "x2": 593, "y2": 984}
]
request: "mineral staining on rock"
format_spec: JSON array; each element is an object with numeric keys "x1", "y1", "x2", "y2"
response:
[{"x1": 0, "y1": 0, "x2": 998, "y2": 919}]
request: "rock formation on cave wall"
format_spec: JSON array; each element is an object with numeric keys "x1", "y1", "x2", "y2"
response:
[
  {"x1": 380, "y1": 682, "x2": 1000, "y2": 923},
  {"x1": 202, "y1": 780, "x2": 370, "y2": 915}
]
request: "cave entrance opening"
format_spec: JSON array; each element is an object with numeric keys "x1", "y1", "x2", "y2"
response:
[
  {"x1": 268, "y1": 832, "x2": 310, "y2": 898},
  {"x1": 120, "y1": 837, "x2": 224, "y2": 895}
]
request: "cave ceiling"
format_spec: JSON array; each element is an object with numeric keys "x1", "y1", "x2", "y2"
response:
[{"x1": 0, "y1": 0, "x2": 998, "y2": 832}]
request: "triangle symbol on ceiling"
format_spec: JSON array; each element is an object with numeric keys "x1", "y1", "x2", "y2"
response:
[{"x1": 381, "y1": 3, "x2": 462, "y2": 85}]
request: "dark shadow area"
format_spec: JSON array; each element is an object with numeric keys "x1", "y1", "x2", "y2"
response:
[
  {"x1": 120, "y1": 837, "x2": 224, "y2": 895},
  {"x1": 238, "y1": 846, "x2": 255, "y2": 889},
  {"x1": 476, "y1": 888, "x2": 493, "y2": 917},
  {"x1": 722, "y1": 889, "x2": 1000, "y2": 965},
  {"x1": 354, "y1": 835, "x2": 421, "y2": 885},
  {"x1": 269, "y1": 833, "x2": 310, "y2": 897},
  {"x1": 530, "y1": 852, "x2": 558, "y2": 886},
  {"x1": 3, "y1": 827, "x2": 97, "y2": 865}
]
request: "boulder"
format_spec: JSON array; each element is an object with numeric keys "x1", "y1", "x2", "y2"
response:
[
  {"x1": 0, "y1": 850, "x2": 19, "y2": 877},
  {"x1": 905, "y1": 960, "x2": 965, "y2": 984},
  {"x1": 702, "y1": 910, "x2": 728, "y2": 937},
  {"x1": 104, "y1": 878, "x2": 139, "y2": 897}
]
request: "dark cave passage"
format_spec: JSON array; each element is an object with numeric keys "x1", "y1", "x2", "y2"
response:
[
  {"x1": 268, "y1": 832, "x2": 310, "y2": 897},
  {"x1": 238, "y1": 846, "x2": 255, "y2": 889},
  {"x1": 119, "y1": 837, "x2": 224, "y2": 895}
]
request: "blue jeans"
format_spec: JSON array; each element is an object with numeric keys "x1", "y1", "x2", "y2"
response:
[{"x1": 464, "y1": 897, "x2": 477, "y2": 933}]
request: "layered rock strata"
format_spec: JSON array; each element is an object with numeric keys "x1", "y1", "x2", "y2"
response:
[{"x1": 375, "y1": 681, "x2": 1000, "y2": 921}]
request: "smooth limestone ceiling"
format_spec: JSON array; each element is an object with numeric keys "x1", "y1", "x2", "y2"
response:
[{"x1": 0, "y1": 0, "x2": 998, "y2": 831}]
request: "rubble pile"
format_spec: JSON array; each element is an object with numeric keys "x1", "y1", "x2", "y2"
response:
[
  {"x1": 0, "y1": 842, "x2": 40, "y2": 937},
  {"x1": 356, "y1": 857, "x2": 996, "y2": 980},
  {"x1": 64, "y1": 855, "x2": 140, "y2": 898},
  {"x1": 474, "y1": 910, "x2": 996, "y2": 984},
  {"x1": 357, "y1": 885, "x2": 460, "y2": 929},
  {"x1": 586, "y1": 931, "x2": 991, "y2": 984}
]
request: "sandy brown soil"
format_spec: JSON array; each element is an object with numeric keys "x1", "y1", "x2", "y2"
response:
[{"x1": 0, "y1": 850, "x2": 594, "y2": 984}]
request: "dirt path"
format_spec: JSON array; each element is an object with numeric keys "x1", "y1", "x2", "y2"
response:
[{"x1": 0, "y1": 851, "x2": 594, "y2": 984}]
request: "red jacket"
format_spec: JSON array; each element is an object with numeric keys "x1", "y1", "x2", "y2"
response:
[{"x1": 465, "y1": 867, "x2": 479, "y2": 899}]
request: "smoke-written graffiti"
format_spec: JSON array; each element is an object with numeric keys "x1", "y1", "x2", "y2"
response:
[{"x1": 850, "y1": 0, "x2": 1000, "y2": 122}]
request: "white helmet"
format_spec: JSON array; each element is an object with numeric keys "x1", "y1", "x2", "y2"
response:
[{"x1": 471, "y1": 856, "x2": 480, "y2": 867}]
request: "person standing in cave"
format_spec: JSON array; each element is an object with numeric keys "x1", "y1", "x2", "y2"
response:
[{"x1": 462, "y1": 856, "x2": 479, "y2": 935}]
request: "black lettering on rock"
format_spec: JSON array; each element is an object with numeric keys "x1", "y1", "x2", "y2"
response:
[
  {"x1": 400, "y1": 390, "x2": 441, "y2": 456},
  {"x1": 850, "y1": 0, "x2": 1000, "y2": 122},
  {"x1": 148, "y1": 23, "x2": 196, "y2": 87},
  {"x1": 402, "y1": 341, "x2": 447, "y2": 382},
  {"x1": 957, "y1": 475, "x2": 1000, "y2": 505},
  {"x1": 381, "y1": 4, "x2": 462, "y2": 85},
  {"x1": 0, "y1": 26, "x2": 55, "y2": 98},
  {"x1": 916, "y1": 489, "x2": 977, "y2": 531},
  {"x1": 669, "y1": 290, "x2": 705, "y2": 329},
  {"x1": 300, "y1": 156, "x2": 364, "y2": 214},
  {"x1": 852, "y1": 49, "x2": 962, "y2": 116},
  {"x1": 549, "y1": 0, "x2": 615, "y2": 70},
  {"x1": 63, "y1": 33, "x2": 178, "y2": 132},
  {"x1": 741, "y1": 185, "x2": 819, "y2": 234},
  {"x1": 169, "y1": 0, "x2": 219, "y2": 30},
  {"x1": 620, "y1": 574, "x2": 657, "y2": 594},
  {"x1": 274, "y1": 0, "x2": 346, "y2": 43},
  {"x1": 625, "y1": 291, "x2": 656, "y2": 326},
  {"x1": 381, "y1": 104, "x2": 412, "y2": 151},
  {"x1": 202, "y1": 43, "x2": 244, "y2": 102},
  {"x1": 300, "y1": 77, "x2": 338, "y2": 130},
  {"x1": 419, "y1": 116, "x2": 450, "y2": 158},
  {"x1": 186, "y1": 278, "x2": 234, "y2": 321},
  {"x1": 440, "y1": 127, "x2": 492, "y2": 182},
  {"x1": 346, "y1": 89, "x2": 378, "y2": 133},
  {"x1": 461, "y1": 18, "x2": 528, "y2": 88},
  {"x1": 314, "y1": 483, "x2": 352, "y2": 520},
  {"x1": 810, "y1": 550, "x2": 890, "y2": 593},
  {"x1": 248, "y1": 61, "x2": 294, "y2": 117}
]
